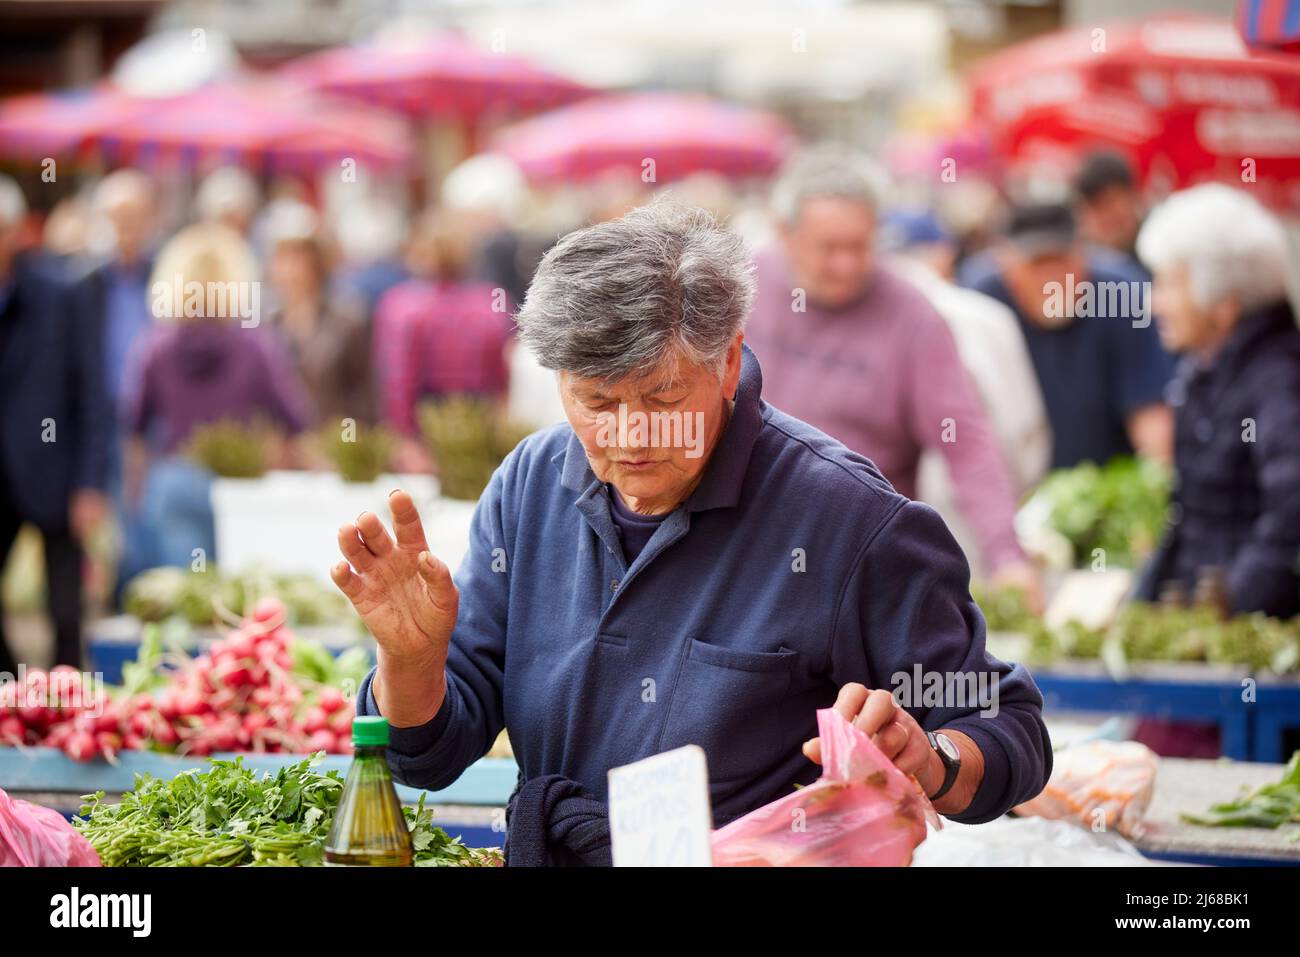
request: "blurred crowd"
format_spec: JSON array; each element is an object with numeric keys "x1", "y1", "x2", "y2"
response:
[{"x1": 1, "y1": 146, "x2": 1298, "y2": 709}]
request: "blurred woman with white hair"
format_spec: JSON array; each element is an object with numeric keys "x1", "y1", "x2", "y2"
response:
[{"x1": 1134, "y1": 183, "x2": 1300, "y2": 619}]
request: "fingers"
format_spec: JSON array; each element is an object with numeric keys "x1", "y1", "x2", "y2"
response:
[
  {"x1": 853, "y1": 688, "x2": 900, "y2": 737},
  {"x1": 356, "y1": 510, "x2": 395, "y2": 558},
  {"x1": 330, "y1": 561, "x2": 364, "y2": 602},
  {"x1": 337, "y1": 523, "x2": 375, "y2": 572},
  {"x1": 416, "y1": 551, "x2": 456, "y2": 612},
  {"x1": 872, "y1": 720, "x2": 909, "y2": 760},
  {"x1": 892, "y1": 726, "x2": 935, "y2": 780},
  {"x1": 832, "y1": 682, "x2": 870, "y2": 724},
  {"x1": 802, "y1": 736, "x2": 822, "y2": 765},
  {"x1": 389, "y1": 489, "x2": 430, "y2": 550}
]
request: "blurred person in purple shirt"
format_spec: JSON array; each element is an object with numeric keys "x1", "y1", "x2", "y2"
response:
[
  {"x1": 122, "y1": 223, "x2": 311, "y2": 568},
  {"x1": 746, "y1": 148, "x2": 1043, "y2": 608},
  {"x1": 372, "y1": 207, "x2": 513, "y2": 474}
]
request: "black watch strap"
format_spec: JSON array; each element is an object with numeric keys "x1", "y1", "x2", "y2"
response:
[{"x1": 926, "y1": 731, "x2": 960, "y2": 801}]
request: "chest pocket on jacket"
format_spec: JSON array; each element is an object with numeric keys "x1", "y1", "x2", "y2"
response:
[{"x1": 658, "y1": 638, "x2": 800, "y2": 785}]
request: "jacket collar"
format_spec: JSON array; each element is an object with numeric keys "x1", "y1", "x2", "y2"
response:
[
  {"x1": 1211, "y1": 299, "x2": 1296, "y2": 375},
  {"x1": 551, "y1": 342, "x2": 767, "y2": 513}
]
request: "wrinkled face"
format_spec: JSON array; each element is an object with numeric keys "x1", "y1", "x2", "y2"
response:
[
  {"x1": 1079, "y1": 185, "x2": 1142, "y2": 252},
  {"x1": 1002, "y1": 244, "x2": 1086, "y2": 329},
  {"x1": 1152, "y1": 260, "x2": 1230, "y2": 354},
  {"x1": 779, "y1": 196, "x2": 876, "y2": 309},
  {"x1": 560, "y1": 335, "x2": 743, "y2": 513}
]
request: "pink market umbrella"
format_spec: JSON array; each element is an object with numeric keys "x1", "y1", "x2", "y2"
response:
[
  {"x1": 282, "y1": 32, "x2": 591, "y2": 122},
  {"x1": 90, "y1": 77, "x2": 415, "y2": 174},
  {"x1": 1238, "y1": 0, "x2": 1300, "y2": 53},
  {"x1": 0, "y1": 84, "x2": 159, "y2": 160},
  {"x1": 491, "y1": 91, "x2": 797, "y2": 184}
]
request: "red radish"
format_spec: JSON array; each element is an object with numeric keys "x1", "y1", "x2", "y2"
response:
[
  {"x1": 0, "y1": 715, "x2": 24, "y2": 744},
  {"x1": 243, "y1": 713, "x2": 270, "y2": 736},
  {"x1": 227, "y1": 631, "x2": 257, "y2": 659},
  {"x1": 175, "y1": 692, "x2": 208, "y2": 718},
  {"x1": 307, "y1": 729, "x2": 336, "y2": 753},
  {"x1": 63, "y1": 731, "x2": 96, "y2": 762},
  {"x1": 123, "y1": 732, "x2": 147, "y2": 750},
  {"x1": 317, "y1": 688, "x2": 345, "y2": 714},
  {"x1": 251, "y1": 597, "x2": 286, "y2": 624},
  {"x1": 17, "y1": 704, "x2": 49, "y2": 729},
  {"x1": 151, "y1": 720, "x2": 178, "y2": 746},
  {"x1": 94, "y1": 704, "x2": 124, "y2": 733},
  {"x1": 157, "y1": 692, "x2": 180, "y2": 721},
  {"x1": 302, "y1": 706, "x2": 328, "y2": 734},
  {"x1": 329, "y1": 709, "x2": 354, "y2": 737},
  {"x1": 251, "y1": 687, "x2": 277, "y2": 708}
]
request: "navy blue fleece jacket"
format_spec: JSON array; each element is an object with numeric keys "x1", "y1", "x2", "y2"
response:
[{"x1": 358, "y1": 344, "x2": 1052, "y2": 825}]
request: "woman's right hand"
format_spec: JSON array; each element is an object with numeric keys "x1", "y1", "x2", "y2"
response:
[{"x1": 331, "y1": 490, "x2": 459, "y2": 691}]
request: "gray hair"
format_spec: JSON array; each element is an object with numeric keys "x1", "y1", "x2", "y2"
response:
[
  {"x1": 1137, "y1": 183, "x2": 1291, "y2": 312},
  {"x1": 770, "y1": 145, "x2": 887, "y2": 225},
  {"x1": 0, "y1": 174, "x2": 27, "y2": 229},
  {"x1": 516, "y1": 200, "x2": 754, "y2": 383}
]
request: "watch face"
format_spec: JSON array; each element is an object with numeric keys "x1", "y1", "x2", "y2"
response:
[{"x1": 937, "y1": 734, "x2": 960, "y2": 762}]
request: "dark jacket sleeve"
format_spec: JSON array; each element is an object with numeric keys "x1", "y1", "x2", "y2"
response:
[
  {"x1": 68, "y1": 270, "x2": 111, "y2": 492},
  {"x1": 1228, "y1": 359, "x2": 1300, "y2": 617},
  {"x1": 830, "y1": 499, "x2": 1053, "y2": 823},
  {"x1": 355, "y1": 453, "x2": 512, "y2": 790}
]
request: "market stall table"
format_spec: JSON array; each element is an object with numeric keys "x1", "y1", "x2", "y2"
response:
[{"x1": 1134, "y1": 758, "x2": 1300, "y2": 866}]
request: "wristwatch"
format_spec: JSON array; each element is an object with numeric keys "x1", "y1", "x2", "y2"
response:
[{"x1": 926, "y1": 732, "x2": 961, "y2": 801}]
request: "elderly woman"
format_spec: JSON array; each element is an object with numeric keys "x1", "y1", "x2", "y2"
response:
[
  {"x1": 333, "y1": 202, "x2": 1051, "y2": 864},
  {"x1": 1135, "y1": 184, "x2": 1300, "y2": 620}
]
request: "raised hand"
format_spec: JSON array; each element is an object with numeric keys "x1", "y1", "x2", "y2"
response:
[{"x1": 331, "y1": 489, "x2": 458, "y2": 668}]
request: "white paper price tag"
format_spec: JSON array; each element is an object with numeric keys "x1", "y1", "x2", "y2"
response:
[{"x1": 607, "y1": 745, "x2": 713, "y2": 867}]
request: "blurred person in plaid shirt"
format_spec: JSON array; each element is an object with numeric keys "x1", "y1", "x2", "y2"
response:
[{"x1": 372, "y1": 207, "x2": 514, "y2": 473}]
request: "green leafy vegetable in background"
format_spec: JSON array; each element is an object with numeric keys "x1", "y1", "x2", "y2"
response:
[
  {"x1": 316, "y1": 423, "x2": 396, "y2": 484},
  {"x1": 973, "y1": 586, "x2": 1300, "y2": 673},
  {"x1": 419, "y1": 396, "x2": 533, "y2": 501},
  {"x1": 184, "y1": 418, "x2": 275, "y2": 478},
  {"x1": 124, "y1": 567, "x2": 351, "y2": 628},
  {"x1": 1181, "y1": 751, "x2": 1300, "y2": 829},
  {"x1": 1036, "y1": 455, "x2": 1170, "y2": 568}
]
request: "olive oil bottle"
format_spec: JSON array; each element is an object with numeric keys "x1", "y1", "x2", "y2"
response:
[{"x1": 324, "y1": 716, "x2": 414, "y2": 866}]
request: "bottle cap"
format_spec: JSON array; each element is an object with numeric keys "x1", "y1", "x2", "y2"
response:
[{"x1": 352, "y1": 715, "x2": 390, "y2": 747}]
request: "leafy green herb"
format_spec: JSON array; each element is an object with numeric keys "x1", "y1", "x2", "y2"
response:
[
  {"x1": 1037, "y1": 455, "x2": 1170, "y2": 568},
  {"x1": 1181, "y1": 752, "x2": 1300, "y2": 829},
  {"x1": 74, "y1": 754, "x2": 501, "y2": 867}
]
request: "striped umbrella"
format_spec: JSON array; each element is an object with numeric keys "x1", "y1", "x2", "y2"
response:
[
  {"x1": 0, "y1": 84, "x2": 158, "y2": 160},
  {"x1": 282, "y1": 32, "x2": 591, "y2": 122},
  {"x1": 1238, "y1": 0, "x2": 1300, "y2": 53},
  {"x1": 90, "y1": 77, "x2": 415, "y2": 175},
  {"x1": 491, "y1": 91, "x2": 797, "y2": 184}
]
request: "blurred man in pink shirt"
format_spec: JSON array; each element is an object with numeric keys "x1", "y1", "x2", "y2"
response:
[{"x1": 746, "y1": 148, "x2": 1042, "y2": 607}]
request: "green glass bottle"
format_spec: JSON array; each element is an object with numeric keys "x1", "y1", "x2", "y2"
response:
[{"x1": 324, "y1": 716, "x2": 414, "y2": 866}]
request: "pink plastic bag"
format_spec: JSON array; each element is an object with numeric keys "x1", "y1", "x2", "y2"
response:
[
  {"x1": 0, "y1": 787, "x2": 100, "y2": 867},
  {"x1": 711, "y1": 708, "x2": 939, "y2": 866}
]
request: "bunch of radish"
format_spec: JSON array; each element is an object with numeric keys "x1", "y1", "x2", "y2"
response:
[{"x1": 0, "y1": 597, "x2": 357, "y2": 762}]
